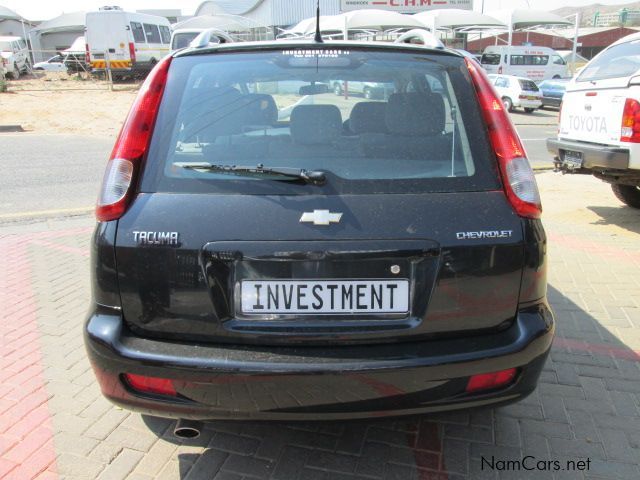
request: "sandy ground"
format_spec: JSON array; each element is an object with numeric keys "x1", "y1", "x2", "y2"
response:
[{"x1": 0, "y1": 71, "x2": 138, "y2": 135}]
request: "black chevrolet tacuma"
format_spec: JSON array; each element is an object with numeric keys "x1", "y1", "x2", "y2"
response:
[{"x1": 85, "y1": 35, "x2": 553, "y2": 435}]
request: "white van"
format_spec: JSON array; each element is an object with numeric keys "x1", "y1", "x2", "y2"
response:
[
  {"x1": 481, "y1": 46, "x2": 568, "y2": 82},
  {"x1": 85, "y1": 7, "x2": 171, "y2": 77}
]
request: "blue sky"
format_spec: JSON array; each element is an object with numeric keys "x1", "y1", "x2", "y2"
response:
[{"x1": 3, "y1": 0, "x2": 638, "y2": 22}]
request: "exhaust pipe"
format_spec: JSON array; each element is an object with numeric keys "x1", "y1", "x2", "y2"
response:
[{"x1": 174, "y1": 419, "x2": 202, "y2": 439}]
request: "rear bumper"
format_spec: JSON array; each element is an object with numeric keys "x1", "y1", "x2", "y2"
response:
[
  {"x1": 84, "y1": 303, "x2": 554, "y2": 420},
  {"x1": 547, "y1": 138, "x2": 630, "y2": 170}
]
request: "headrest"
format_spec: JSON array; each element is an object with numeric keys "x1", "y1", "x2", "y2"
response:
[
  {"x1": 242, "y1": 94, "x2": 278, "y2": 126},
  {"x1": 385, "y1": 93, "x2": 445, "y2": 136},
  {"x1": 290, "y1": 105, "x2": 342, "y2": 145},
  {"x1": 349, "y1": 102, "x2": 389, "y2": 134}
]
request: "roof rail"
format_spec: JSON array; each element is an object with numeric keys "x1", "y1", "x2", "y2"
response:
[
  {"x1": 395, "y1": 29, "x2": 444, "y2": 49},
  {"x1": 190, "y1": 28, "x2": 235, "y2": 49}
]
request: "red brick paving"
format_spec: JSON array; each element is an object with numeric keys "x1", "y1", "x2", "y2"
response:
[
  {"x1": 0, "y1": 236, "x2": 58, "y2": 479},
  {"x1": 1, "y1": 172, "x2": 640, "y2": 479}
]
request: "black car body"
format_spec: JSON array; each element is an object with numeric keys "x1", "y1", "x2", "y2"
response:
[
  {"x1": 538, "y1": 78, "x2": 569, "y2": 108},
  {"x1": 85, "y1": 40, "x2": 553, "y2": 421}
]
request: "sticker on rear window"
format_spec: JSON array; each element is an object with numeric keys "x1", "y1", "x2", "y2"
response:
[{"x1": 281, "y1": 49, "x2": 350, "y2": 58}]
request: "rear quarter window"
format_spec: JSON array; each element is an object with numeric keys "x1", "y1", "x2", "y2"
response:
[
  {"x1": 142, "y1": 48, "x2": 500, "y2": 196},
  {"x1": 159, "y1": 26, "x2": 171, "y2": 44}
]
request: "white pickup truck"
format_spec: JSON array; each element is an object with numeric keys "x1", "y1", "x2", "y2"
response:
[
  {"x1": 0, "y1": 36, "x2": 30, "y2": 79},
  {"x1": 548, "y1": 33, "x2": 640, "y2": 208}
]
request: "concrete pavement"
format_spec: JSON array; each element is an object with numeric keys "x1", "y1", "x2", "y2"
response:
[{"x1": 1, "y1": 171, "x2": 640, "y2": 479}]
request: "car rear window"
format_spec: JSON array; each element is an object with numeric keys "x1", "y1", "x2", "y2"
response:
[
  {"x1": 481, "y1": 53, "x2": 500, "y2": 65},
  {"x1": 577, "y1": 39, "x2": 640, "y2": 82},
  {"x1": 518, "y1": 79, "x2": 539, "y2": 91},
  {"x1": 142, "y1": 47, "x2": 500, "y2": 196}
]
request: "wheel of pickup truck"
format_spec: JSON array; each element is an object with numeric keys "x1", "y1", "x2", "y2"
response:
[{"x1": 611, "y1": 184, "x2": 640, "y2": 209}]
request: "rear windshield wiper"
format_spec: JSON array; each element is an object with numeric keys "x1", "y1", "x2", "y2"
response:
[{"x1": 173, "y1": 162, "x2": 326, "y2": 185}]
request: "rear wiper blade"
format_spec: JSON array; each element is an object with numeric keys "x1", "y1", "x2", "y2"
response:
[{"x1": 173, "y1": 162, "x2": 326, "y2": 185}]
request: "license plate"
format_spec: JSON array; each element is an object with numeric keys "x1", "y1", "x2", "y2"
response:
[
  {"x1": 241, "y1": 279, "x2": 409, "y2": 314},
  {"x1": 562, "y1": 150, "x2": 583, "y2": 169}
]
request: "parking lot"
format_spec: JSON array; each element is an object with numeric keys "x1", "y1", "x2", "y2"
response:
[{"x1": 2, "y1": 80, "x2": 640, "y2": 479}]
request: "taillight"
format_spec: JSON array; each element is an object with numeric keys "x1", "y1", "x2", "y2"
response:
[
  {"x1": 128, "y1": 42, "x2": 136, "y2": 63},
  {"x1": 465, "y1": 58, "x2": 542, "y2": 219},
  {"x1": 466, "y1": 368, "x2": 517, "y2": 393},
  {"x1": 124, "y1": 373, "x2": 177, "y2": 396},
  {"x1": 96, "y1": 55, "x2": 172, "y2": 222},
  {"x1": 85, "y1": 43, "x2": 90, "y2": 64},
  {"x1": 620, "y1": 98, "x2": 640, "y2": 143}
]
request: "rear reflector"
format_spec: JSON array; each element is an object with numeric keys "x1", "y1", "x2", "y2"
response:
[
  {"x1": 124, "y1": 373, "x2": 177, "y2": 396},
  {"x1": 96, "y1": 55, "x2": 172, "y2": 222},
  {"x1": 466, "y1": 368, "x2": 517, "y2": 393},
  {"x1": 620, "y1": 98, "x2": 640, "y2": 143},
  {"x1": 465, "y1": 58, "x2": 542, "y2": 219}
]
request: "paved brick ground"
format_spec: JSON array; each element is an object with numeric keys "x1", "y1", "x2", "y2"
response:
[{"x1": 1, "y1": 172, "x2": 640, "y2": 479}]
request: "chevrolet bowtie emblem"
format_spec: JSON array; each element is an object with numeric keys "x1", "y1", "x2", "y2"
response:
[{"x1": 299, "y1": 210, "x2": 343, "y2": 226}]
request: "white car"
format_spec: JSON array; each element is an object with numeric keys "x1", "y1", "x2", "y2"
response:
[
  {"x1": 33, "y1": 55, "x2": 67, "y2": 72},
  {"x1": 547, "y1": 32, "x2": 640, "y2": 208},
  {"x1": 488, "y1": 74, "x2": 542, "y2": 113},
  {"x1": 0, "y1": 36, "x2": 30, "y2": 79}
]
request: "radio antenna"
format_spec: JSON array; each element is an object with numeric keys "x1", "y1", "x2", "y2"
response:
[{"x1": 314, "y1": 0, "x2": 323, "y2": 43}]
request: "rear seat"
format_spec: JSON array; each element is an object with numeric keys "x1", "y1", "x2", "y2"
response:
[
  {"x1": 361, "y1": 92, "x2": 451, "y2": 160},
  {"x1": 200, "y1": 93, "x2": 279, "y2": 160},
  {"x1": 349, "y1": 102, "x2": 389, "y2": 135},
  {"x1": 270, "y1": 104, "x2": 359, "y2": 158}
]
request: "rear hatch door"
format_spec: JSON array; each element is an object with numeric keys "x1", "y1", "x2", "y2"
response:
[
  {"x1": 112, "y1": 46, "x2": 526, "y2": 346},
  {"x1": 115, "y1": 192, "x2": 524, "y2": 345}
]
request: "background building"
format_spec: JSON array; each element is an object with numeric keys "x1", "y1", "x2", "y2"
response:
[
  {"x1": 28, "y1": 12, "x2": 85, "y2": 62},
  {"x1": 593, "y1": 8, "x2": 640, "y2": 27},
  {"x1": 0, "y1": 5, "x2": 34, "y2": 37},
  {"x1": 467, "y1": 26, "x2": 640, "y2": 59},
  {"x1": 136, "y1": 9, "x2": 182, "y2": 24}
]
